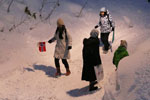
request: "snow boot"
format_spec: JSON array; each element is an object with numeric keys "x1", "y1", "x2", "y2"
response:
[
  {"x1": 109, "y1": 45, "x2": 112, "y2": 49},
  {"x1": 102, "y1": 46, "x2": 108, "y2": 54},
  {"x1": 89, "y1": 81, "x2": 98, "y2": 91},
  {"x1": 89, "y1": 86, "x2": 98, "y2": 91},
  {"x1": 103, "y1": 50, "x2": 108, "y2": 54},
  {"x1": 92, "y1": 81, "x2": 98, "y2": 86},
  {"x1": 55, "y1": 68, "x2": 61, "y2": 77},
  {"x1": 65, "y1": 68, "x2": 71, "y2": 76}
]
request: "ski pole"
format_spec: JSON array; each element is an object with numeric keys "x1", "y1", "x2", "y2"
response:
[{"x1": 112, "y1": 30, "x2": 115, "y2": 43}]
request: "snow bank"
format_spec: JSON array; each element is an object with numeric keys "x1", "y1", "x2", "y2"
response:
[
  {"x1": 103, "y1": 38, "x2": 150, "y2": 100},
  {"x1": 116, "y1": 38, "x2": 150, "y2": 100}
]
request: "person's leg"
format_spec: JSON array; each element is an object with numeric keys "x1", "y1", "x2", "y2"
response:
[
  {"x1": 105, "y1": 33, "x2": 110, "y2": 51},
  {"x1": 101, "y1": 33, "x2": 107, "y2": 51},
  {"x1": 62, "y1": 59, "x2": 71, "y2": 76},
  {"x1": 54, "y1": 58, "x2": 61, "y2": 76},
  {"x1": 101, "y1": 33, "x2": 110, "y2": 51},
  {"x1": 55, "y1": 58, "x2": 60, "y2": 68},
  {"x1": 101, "y1": 33, "x2": 105, "y2": 46}
]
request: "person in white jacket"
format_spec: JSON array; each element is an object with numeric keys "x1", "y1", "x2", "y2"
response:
[
  {"x1": 48, "y1": 18, "x2": 72, "y2": 77},
  {"x1": 95, "y1": 7, "x2": 115, "y2": 53}
]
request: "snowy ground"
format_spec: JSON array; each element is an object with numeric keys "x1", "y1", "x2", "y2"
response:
[{"x1": 0, "y1": 0, "x2": 150, "y2": 100}]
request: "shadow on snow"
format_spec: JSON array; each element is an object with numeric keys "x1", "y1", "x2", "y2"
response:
[{"x1": 67, "y1": 85, "x2": 101, "y2": 97}]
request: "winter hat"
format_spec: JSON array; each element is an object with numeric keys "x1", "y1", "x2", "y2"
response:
[
  {"x1": 57, "y1": 18, "x2": 64, "y2": 27},
  {"x1": 100, "y1": 7, "x2": 107, "y2": 12},
  {"x1": 120, "y1": 40, "x2": 128, "y2": 49},
  {"x1": 90, "y1": 29, "x2": 99, "y2": 38}
]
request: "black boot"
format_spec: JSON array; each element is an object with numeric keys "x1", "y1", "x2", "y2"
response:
[
  {"x1": 91, "y1": 81, "x2": 98, "y2": 86},
  {"x1": 89, "y1": 86, "x2": 98, "y2": 91},
  {"x1": 89, "y1": 81, "x2": 98, "y2": 91}
]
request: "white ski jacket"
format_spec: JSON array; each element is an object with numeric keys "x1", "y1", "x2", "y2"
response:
[{"x1": 98, "y1": 10, "x2": 115, "y2": 33}]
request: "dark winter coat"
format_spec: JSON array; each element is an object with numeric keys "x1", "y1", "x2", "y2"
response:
[
  {"x1": 82, "y1": 37, "x2": 102, "y2": 82},
  {"x1": 113, "y1": 46, "x2": 129, "y2": 68}
]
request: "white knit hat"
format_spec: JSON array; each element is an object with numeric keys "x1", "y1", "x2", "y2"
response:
[
  {"x1": 100, "y1": 7, "x2": 107, "y2": 12},
  {"x1": 90, "y1": 29, "x2": 99, "y2": 38}
]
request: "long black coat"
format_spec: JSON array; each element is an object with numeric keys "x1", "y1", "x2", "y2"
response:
[{"x1": 82, "y1": 37, "x2": 102, "y2": 82}]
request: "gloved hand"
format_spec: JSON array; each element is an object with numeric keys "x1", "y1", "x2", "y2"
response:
[
  {"x1": 95, "y1": 25, "x2": 99, "y2": 29},
  {"x1": 48, "y1": 40, "x2": 53, "y2": 44},
  {"x1": 68, "y1": 46, "x2": 72, "y2": 50},
  {"x1": 112, "y1": 27, "x2": 115, "y2": 31}
]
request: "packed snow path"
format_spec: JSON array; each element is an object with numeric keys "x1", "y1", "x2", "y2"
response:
[{"x1": 0, "y1": 0, "x2": 150, "y2": 100}]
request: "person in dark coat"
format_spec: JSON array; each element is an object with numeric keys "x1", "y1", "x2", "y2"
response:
[{"x1": 82, "y1": 29, "x2": 102, "y2": 91}]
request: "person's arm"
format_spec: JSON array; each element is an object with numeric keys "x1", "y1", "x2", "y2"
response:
[
  {"x1": 108, "y1": 13, "x2": 115, "y2": 31},
  {"x1": 66, "y1": 30, "x2": 72, "y2": 50},
  {"x1": 95, "y1": 18, "x2": 101, "y2": 29},
  {"x1": 95, "y1": 24, "x2": 99, "y2": 29},
  {"x1": 48, "y1": 33, "x2": 56, "y2": 43}
]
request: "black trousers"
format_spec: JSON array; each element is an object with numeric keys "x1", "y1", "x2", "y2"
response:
[
  {"x1": 101, "y1": 32, "x2": 110, "y2": 51},
  {"x1": 55, "y1": 58, "x2": 69, "y2": 69}
]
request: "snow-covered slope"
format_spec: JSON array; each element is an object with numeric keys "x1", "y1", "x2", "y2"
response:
[
  {"x1": 116, "y1": 38, "x2": 150, "y2": 100},
  {"x1": 0, "y1": 0, "x2": 150, "y2": 100},
  {"x1": 102, "y1": 38, "x2": 150, "y2": 100}
]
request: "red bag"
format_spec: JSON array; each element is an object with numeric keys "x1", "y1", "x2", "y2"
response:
[{"x1": 39, "y1": 42, "x2": 46, "y2": 52}]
